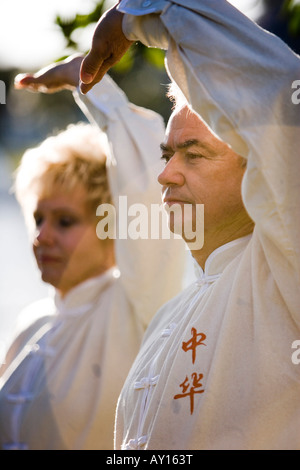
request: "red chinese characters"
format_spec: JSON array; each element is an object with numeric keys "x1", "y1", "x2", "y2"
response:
[
  {"x1": 173, "y1": 327, "x2": 206, "y2": 414},
  {"x1": 174, "y1": 373, "x2": 204, "y2": 414},
  {"x1": 182, "y1": 327, "x2": 206, "y2": 364}
]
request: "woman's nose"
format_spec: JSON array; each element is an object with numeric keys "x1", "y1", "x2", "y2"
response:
[
  {"x1": 34, "y1": 221, "x2": 55, "y2": 246},
  {"x1": 157, "y1": 155, "x2": 185, "y2": 187}
]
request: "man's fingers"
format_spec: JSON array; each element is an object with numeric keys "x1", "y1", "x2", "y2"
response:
[
  {"x1": 80, "y1": 50, "x2": 103, "y2": 85},
  {"x1": 79, "y1": 67, "x2": 105, "y2": 94},
  {"x1": 79, "y1": 81, "x2": 92, "y2": 95},
  {"x1": 79, "y1": 52, "x2": 108, "y2": 94},
  {"x1": 80, "y1": 70, "x2": 94, "y2": 85},
  {"x1": 79, "y1": 5, "x2": 132, "y2": 94}
]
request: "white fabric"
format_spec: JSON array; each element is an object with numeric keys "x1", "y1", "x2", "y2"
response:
[
  {"x1": 0, "y1": 76, "x2": 187, "y2": 450},
  {"x1": 114, "y1": 0, "x2": 300, "y2": 449}
]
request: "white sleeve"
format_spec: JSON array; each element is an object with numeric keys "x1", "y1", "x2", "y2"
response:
[
  {"x1": 73, "y1": 75, "x2": 187, "y2": 328},
  {"x1": 118, "y1": 0, "x2": 300, "y2": 318}
]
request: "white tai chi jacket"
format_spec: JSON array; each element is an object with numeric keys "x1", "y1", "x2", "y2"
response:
[
  {"x1": 114, "y1": 0, "x2": 300, "y2": 450},
  {"x1": 0, "y1": 76, "x2": 187, "y2": 450}
]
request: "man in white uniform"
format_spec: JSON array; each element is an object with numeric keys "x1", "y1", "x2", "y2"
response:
[{"x1": 80, "y1": 0, "x2": 300, "y2": 450}]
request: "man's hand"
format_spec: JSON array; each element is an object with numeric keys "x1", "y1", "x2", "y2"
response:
[
  {"x1": 80, "y1": 4, "x2": 133, "y2": 94},
  {"x1": 14, "y1": 54, "x2": 84, "y2": 93}
]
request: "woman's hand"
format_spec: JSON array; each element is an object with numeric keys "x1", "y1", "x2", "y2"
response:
[{"x1": 14, "y1": 54, "x2": 84, "y2": 93}]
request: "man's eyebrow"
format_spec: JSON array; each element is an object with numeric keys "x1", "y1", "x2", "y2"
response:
[{"x1": 160, "y1": 139, "x2": 213, "y2": 153}]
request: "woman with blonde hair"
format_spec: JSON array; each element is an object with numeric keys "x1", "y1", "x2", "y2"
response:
[{"x1": 0, "y1": 57, "x2": 187, "y2": 450}]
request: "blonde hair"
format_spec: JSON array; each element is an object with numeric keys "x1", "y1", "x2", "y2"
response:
[{"x1": 14, "y1": 122, "x2": 112, "y2": 225}]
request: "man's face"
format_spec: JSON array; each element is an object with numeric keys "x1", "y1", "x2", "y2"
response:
[{"x1": 158, "y1": 105, "x2": 248, "y2": 243}]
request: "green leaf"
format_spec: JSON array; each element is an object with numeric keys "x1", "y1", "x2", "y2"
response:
[{"x1": 143, "y1": 48, "x2": 165, "y2": 68}]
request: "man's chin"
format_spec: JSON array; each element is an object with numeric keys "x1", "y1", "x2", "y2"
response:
[
  {"x1": 166, "y1": 211, "x2": 204, "y2": 250},
  {"x1": 167, "y1": 214, "x2": 184, "y2": 236}
]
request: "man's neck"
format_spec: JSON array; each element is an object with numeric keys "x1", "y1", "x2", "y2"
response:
[{"x1": 190, "y1": 221, "x2": 254, "y2": 270}]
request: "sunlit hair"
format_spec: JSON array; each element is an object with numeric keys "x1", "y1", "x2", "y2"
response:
[
  {"x1": 167, "y1": 81, "x2": 247, "y2": 168},
  {"x1": 14, "y1": 122, "x2": 112, "y2": 227},
  {"x1": 166, "y1": 81, "x2": 190, "y2": 111}
]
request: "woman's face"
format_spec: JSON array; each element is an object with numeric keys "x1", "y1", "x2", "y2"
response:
[{"x1": 31, "y1": 184, "x2": 113, "y2": 296}]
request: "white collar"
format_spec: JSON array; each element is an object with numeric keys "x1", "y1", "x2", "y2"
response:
[
  {"x1": 53, "y1": 267, "x2": 120, "y2": 317},
  {"x1": 194, "y1": 234, "x2": 252, "y2": 281}
]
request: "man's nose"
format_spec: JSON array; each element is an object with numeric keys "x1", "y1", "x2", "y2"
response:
[{"x1": 157, "y1": 154, "x2": 185, "y2": 187}]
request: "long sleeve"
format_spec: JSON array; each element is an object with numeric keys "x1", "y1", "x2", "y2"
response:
[
  {"x1": 74, "y1": 76, "x2": 188, "y2": 328},
  {"x1": 118, "y1": 0, "x2": 300, "y2": 324}
]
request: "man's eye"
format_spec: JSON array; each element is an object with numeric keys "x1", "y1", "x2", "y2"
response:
[
  {"x1": 186, "y1": 152, "x2": 202, "y2": 160},
  {"x1": 161, "y1": 154, "x2": 171, "y2": 164}
]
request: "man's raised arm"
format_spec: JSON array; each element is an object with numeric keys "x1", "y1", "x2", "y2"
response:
[{"x1": 80, "y1": 4, "x2": 133, "y2": 94}]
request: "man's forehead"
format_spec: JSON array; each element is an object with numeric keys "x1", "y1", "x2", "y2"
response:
[
  {"x1": 164, "y1": 106, "x2": 213, "y2": 147},
  {"x1": 165, "y1": 104, "x2": 231, "y2": 155}
]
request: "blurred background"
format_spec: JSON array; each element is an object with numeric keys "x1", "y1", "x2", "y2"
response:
[{"x1": 0, "y1": 0, "x2": 299, "y2": 360}]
